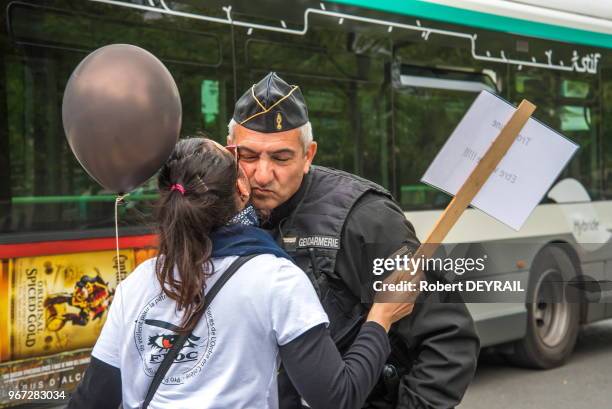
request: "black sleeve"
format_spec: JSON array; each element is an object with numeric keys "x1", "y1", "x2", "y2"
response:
[
  {"x1": 337, "y1": 194, "x2": 480, "y2": 408},
  {"x1": 67, "y1": 356, "x2": 122, "y2": 409},
  {"x1": 335, "y1": 194, "x2": 420, "y2": 301},
  {"x1": 392, "y1": 292, "x2": 480, "y2": 408},
  {"x1": 280, "y1": 321, "x2": 390, "y2": 409}
]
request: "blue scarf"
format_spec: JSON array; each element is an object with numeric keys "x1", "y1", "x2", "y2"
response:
[{"x1": 210, "y1": 205, "x2": 291, "y2": 261}]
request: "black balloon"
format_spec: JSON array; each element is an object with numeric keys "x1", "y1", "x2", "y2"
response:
[{"x1": 62, "y1": 44, "x2": 181, "y2": 193}]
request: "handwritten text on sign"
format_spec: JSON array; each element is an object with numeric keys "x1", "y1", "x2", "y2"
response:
[{"x1": 421, "y1": 91, "x2": 578, "y2": 231}]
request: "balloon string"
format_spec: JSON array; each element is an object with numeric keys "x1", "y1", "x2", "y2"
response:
[{"x1": 115, "y1": 193, "x2": 130, "y2": 282}]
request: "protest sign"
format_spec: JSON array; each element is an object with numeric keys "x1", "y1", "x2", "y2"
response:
[{"x1": 422, "y1": 91, "x2": 579, "y2": 231}]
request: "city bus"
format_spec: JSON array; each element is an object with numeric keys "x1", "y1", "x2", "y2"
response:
[{"x1": 1, "y1": 0, "x2": 611, "y2": 405}]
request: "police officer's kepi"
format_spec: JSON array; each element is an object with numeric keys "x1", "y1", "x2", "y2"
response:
[{"x1": 233, "y1": 72, "x2": 308, "y2": 133}]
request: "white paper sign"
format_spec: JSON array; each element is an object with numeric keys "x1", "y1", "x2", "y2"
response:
[{"x1": 421, "y1": 90, "x2": 579, "y2": 231}]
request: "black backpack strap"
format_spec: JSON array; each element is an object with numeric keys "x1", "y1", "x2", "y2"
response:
[{"x1": 141, "y1": 254, "x2": 259, "y2": 409}]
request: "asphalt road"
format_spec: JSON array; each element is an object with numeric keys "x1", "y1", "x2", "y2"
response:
[{"x1": 458, "y1": 318, "x2": 612, "y2": 409}]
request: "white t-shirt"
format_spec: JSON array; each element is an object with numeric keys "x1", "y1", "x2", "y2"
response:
[{"x1": 92, "y1": 254, "x2": 329, "y2": 409}]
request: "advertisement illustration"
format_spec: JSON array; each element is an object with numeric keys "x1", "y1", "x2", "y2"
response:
[{"x1": 7, "y1": 250, "x2": 134, "y2": 361}]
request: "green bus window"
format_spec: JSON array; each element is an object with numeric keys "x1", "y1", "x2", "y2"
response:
[{"x1": 2, "y1": 2, "x2": 234, "y2": 236}]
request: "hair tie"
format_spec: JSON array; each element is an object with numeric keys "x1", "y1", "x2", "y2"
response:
[{"x1": 170, "y1": 183, "x2": 186, "y2": 195}]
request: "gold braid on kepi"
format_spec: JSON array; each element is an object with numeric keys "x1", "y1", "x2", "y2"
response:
[{"x1": 233, "y1": 72, "x2": 309, "y2": 133}]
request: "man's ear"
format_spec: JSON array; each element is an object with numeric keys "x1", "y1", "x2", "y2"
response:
[{"x1": 303, "y1": 141, "x2": 317, "y2": 174}]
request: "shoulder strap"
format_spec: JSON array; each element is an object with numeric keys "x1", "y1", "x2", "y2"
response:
[{"x1": 141, "y1": 254, "x2": 259, "y2": 409}]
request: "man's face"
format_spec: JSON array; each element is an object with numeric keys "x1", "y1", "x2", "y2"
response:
[{"x1": 232, "y1": 124, "x2": 317, "y2": 213}]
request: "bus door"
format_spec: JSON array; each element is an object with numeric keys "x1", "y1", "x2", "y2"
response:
[
  {"x1": 510, "y1": 62, "x2": 612, "y2": 311},
  {"x1": 601, "y1": 65, "x2": 612, "y2": 311}
]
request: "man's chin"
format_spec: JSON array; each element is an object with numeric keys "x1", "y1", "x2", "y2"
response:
[{"x1": 251, "y1": 198, "x2": 277, "y2": 217}]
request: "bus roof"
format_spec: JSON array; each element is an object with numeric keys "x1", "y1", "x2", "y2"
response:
[{"x1": 331, "y1": 0, "x2": 612, "y2": 49}]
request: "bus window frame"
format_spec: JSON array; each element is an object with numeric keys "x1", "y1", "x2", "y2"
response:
[{"x1": 6, "y1": 1, "x2": 224, "y2": 68}]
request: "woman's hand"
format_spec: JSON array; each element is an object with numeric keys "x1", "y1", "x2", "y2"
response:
[
  {"x1": 366, "y1": 302, "x2": 414, "y2": 332},
  {"x1": 367, "y1": 261, "x2": 423, "y2": 332}
]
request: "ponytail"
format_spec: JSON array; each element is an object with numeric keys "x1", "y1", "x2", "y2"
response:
[{"x1": 154, "y1": 138, "x2": 238, "y2": 332}]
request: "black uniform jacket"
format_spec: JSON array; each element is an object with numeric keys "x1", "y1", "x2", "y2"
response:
[{"x1": 265, "y1": 168, "x2": 480, "y2": 409}]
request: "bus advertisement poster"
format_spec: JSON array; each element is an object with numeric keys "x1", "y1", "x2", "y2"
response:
[
  {"x1": 3, "y1": 250, "x2": 135, "y2": 361},
  {"x1": 0, "y1": 348, "x2": 90, "y2": 408}
]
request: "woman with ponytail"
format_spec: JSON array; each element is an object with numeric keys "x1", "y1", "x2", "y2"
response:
[{"x1": 69, "y1": 138, "x2": 414, "y2": 409}]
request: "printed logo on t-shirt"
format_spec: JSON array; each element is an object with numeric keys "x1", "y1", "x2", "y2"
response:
[{"x1": 133, "y1": 292, "x2": 217, "y2": 385}]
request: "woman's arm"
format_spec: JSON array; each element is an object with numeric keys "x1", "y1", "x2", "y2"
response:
[
  {"x1": 67, "y1": 356, "x2": 122, "y2": 409},
  {"x1": 279, "y1": 321, "x2": 390, "y2": 409},
  {"x1": 270, "y1": 256, "x2": 412, "y2": 409}
]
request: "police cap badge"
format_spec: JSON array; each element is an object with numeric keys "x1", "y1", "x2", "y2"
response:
[{"x1": 233, "y1": 72, "x2": 308, "y2": 133}]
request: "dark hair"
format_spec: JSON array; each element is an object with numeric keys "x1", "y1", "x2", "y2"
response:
[{"x1": 154, "y1": 138, "x2": 238, "y2": 332}]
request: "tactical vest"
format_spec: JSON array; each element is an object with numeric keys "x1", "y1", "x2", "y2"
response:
[{"x1": 275, "y1": 166, "x2": 392, "y2": 350}]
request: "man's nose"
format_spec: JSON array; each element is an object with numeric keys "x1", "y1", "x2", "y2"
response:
[{"x1": 253, "y1": 158, "x2": 275, "y2": 187}]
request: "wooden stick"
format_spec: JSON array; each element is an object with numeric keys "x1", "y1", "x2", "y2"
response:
[
  {"x1": 421, "y1": 99, "x2": 536, "y2": 252},
  {"x1": 380, "y1": 99, "x2": 536, "y2": 301}
]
